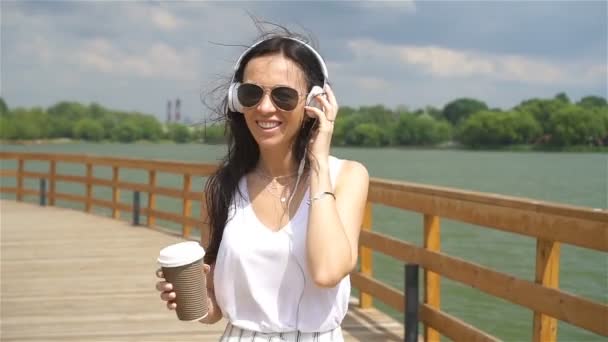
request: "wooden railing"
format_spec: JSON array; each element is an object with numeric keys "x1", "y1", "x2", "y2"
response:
[
  {"x1": 1, "y1": 151, "x2": 606, "y2": 341},
  {"x1": 0, "y1": 152, "x2": 216, "y2": 240}
]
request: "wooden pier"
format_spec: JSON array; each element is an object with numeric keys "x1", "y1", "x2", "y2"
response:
[
  {"x1": 1, "y1": 151, "x2": 606, "y2": 342},
  {"x1": 0, "y1": 200, "x2": 404, "y2": 341}
]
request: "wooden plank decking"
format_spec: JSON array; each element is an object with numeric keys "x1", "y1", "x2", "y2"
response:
[{"x1": 1, "y1": 200, "x2": 404, "y2": 341}]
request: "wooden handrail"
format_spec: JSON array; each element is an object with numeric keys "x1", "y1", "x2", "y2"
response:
[
  {"x1": 0, "y1": 152, "x2": 216, "y2": 175},
  {"x1": 419, "y1": 305, "x2": 499, "y2": 342},
  {"x1": 359, "y1": 229, "x2": 608, "y2": 336},
  {"x1": 369, "y1": 178, "x2": 605, "y2": 222},
  {"x1": 1, "y1": 151, "x2": 606, "y2": 341},
  {"x1": 369, "y1": 179, "x2": 607, "y2": 252}
]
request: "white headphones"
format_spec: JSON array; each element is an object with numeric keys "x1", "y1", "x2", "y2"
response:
[{"x1": 227, "y1": 37, "x2": 328, "y2": 113}]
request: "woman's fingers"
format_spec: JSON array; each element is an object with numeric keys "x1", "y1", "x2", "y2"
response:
[
  {"x1": 315, "y1": 95, "x2": 334, "y2": 119},
  {"x1": 160, "y1": 291, "x2": 176, "y2": 301},
  {"x1": 304, "y1": 106, "x2": 324, "y2": 120},
  {"x1": 155, "y1": 281, "x2": 173, "y2": 292},
  {"x1": 159, "y1": 265, "x2": 211, "y2": 311},
  {"x1": 306, "y1": 84, "x2": 338, "y2": 124},
  {"x1": 315, "y1": 86, "x2": 338, "y2": 121},
  {"x1": 158, "y1": 284, "x2": 177, "y2": 310},
  {"x1": 305, "y1": 106, "x2": 334, "y2": 133},
  {"x1": 156, "y1": 269, "x2": 177, "y2": 310},
  {"x1": 324, "y1": 84, "x2": 338, "y2": 108}
]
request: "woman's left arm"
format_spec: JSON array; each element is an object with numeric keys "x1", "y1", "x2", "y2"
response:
[
  {"x1": 307, "y1": 159, "x2": 369, "y2": 288},
  {"x1": 304, "y1": 84, "x2": 370, "y2": 288}
]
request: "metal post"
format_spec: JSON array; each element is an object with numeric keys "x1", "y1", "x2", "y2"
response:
[
  {"x1": 39, "y1": 178, "x2": 46, "y2": 206},
  {"x1": 203, "y1": 118, "x2": 207, "y2": 143},
  {"x1": 405, "y1": 264, "x2": 419, "y2": 342},
  {"x1": 133, "y1": 191, "x2": 140, "y2": 226}
]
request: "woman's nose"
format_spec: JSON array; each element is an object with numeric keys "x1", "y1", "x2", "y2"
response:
[{"x1": 256, "y1": 93, "x2": 276, "y2": 113}]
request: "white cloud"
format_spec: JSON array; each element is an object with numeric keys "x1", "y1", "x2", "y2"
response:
[
  {"x1": 2, "y1": 1, "x2": 605, "y2": 117},
  {"x1": 499, "y1": 55, "x2": 565, "y2": 84},
  {"x1": 150, "y1": 7, "x2": 181, "y2": 31},
  {"x1": 354, "y1": 77, "x2": 391, "y2": 91},
  {"x1": 347, "y1": 39, "x2": 606, "y2": 86},
  {"x1": 122, "y1": 3, "x2": 184, "y2": 32},
  {"x1": 14, "y1": 34, "x2": 201, "y2": 81},
  {"x1": 354, "y1": 0, "x2": 416, "y2": 13},
  {"x1": 14, "y1": 35, "x2": 55, "y2": 65},
  {"x1": 75, "y1": 39, "x2": 200, "y2": 80},
  {"x1": 583, "y1": 64, "x2": 608, "y2": 83},
  {"x1": 398, "y1": 45, "x2": 495, "y2": 77}
]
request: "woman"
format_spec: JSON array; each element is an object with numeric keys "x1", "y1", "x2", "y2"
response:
[{"x1": 156, "y1": 32, "x2": 369, "y2": 341}]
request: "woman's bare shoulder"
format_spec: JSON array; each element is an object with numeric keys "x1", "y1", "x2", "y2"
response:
[{"x1": 336, "y1": 158, "x2": 369, "y2": 186}]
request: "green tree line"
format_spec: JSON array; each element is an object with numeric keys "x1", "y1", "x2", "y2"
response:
[
  {"x1": 0, "y1": 99, "x2": 225, "y2": 144},
  {"x1": 1, "y1": 93, "x2": 606, "y2": 149},
  {"x1": 331, "y1": 93, "x2": 607, "y2": 149}
]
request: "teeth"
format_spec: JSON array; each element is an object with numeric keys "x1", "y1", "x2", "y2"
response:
[{"x1": 257, "y1": 121, "x2": 281, "y2": 129}]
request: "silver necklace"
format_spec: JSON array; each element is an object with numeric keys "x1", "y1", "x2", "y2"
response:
[
  {"x1": 254, "y1": 171, "x2": 296, "y2": 203},
  {"x1": 254, "y1": 170, "x2": 298, "y2": 182}
]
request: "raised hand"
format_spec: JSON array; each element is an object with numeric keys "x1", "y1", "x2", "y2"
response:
[{"x1": 304, "y1": 84, "x2": 339, "y2": 163}]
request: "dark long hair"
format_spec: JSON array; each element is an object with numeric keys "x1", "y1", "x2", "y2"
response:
[{"x1": 203, "y1": 33, "x2": 325, "y2": 264}]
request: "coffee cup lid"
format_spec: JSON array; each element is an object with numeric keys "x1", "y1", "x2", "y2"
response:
[{"x1": 158, "y1": 241, "x2": 205, "y2": 267}]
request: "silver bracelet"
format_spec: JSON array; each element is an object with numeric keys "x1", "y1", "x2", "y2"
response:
[{"x1": 307, "y1": 191, "x2": 336, "y2": 205}]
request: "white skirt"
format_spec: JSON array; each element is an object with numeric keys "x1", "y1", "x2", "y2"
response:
[{"x1": 220, "y1": 322, "x2": 344, "y2": 342}]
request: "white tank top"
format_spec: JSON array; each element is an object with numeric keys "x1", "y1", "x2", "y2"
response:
[{"x1": 214, "y1": 156, "x2": 350, "y2": 333}]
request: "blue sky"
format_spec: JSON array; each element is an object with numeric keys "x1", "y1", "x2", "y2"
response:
[{"x1": 2, "y1": 1, "x2": 606, "y2": 123}]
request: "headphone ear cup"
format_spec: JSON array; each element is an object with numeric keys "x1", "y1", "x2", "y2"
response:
[
  {"x1": 227, "y1": 83, "x2": 242, "y2": 112},
  {"x1": 306, "y1": 85, "x2": 325, "y2": 110}
]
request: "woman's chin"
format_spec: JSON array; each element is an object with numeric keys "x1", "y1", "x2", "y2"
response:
[
  {"x1": 255, "y1": 137, "x2": 282, "y2": 149},
  {"x1": 254, "y1": 134, "x2": 294, "y2": 150}
]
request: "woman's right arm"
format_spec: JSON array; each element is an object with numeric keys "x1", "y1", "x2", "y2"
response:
[
  {"x1": 198, "y1": 262, "x2": 223, "y2": 324},
  {"x1": 198, "y1": 196, "x2": 223, "y2": 324}
]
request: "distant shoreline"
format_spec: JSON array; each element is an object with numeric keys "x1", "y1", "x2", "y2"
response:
[
  {"x1": 1, "y1": 139, "x2": 606, "y2": 153},
  {"x1": 1, "y1": 138, "x2": 75, "y2": 145}
]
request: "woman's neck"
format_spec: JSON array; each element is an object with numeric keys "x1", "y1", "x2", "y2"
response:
[{"x1": 257, "y1": 145, "x2": 298, "y2": 178}]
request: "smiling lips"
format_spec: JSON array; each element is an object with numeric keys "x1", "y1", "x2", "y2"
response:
[{"x1": 257, "y1": 120, "x2": 282, "y2": 130}]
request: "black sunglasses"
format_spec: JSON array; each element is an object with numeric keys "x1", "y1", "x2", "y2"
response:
[{"x1": 237, "y1": 83, "x2": 305, "y2": 111}]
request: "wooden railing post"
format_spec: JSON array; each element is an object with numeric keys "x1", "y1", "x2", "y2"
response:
[
  {"x1": 359, "y1": 201, "x2": 373, "y2": 309},
  {"x1": 533, "y1": 239, "x2": 560, "y2": 342},
  {"x1": 16, "y1": 159, "x2": 24, "y2": 201},
  {"x1": 85, "y1": 163, "x2": 93, "y2": 212},
  {"x1": 182, "y1": 174, "x2": 192, "y2": 238},
  {"x1": 424, "y1": 214, "x2": 441, "y2": 342},
  {"x1": 112, "y1": 166, "x2": 120, "y2": 219},
  {"x1": 49, "y1": 160, "x2": 56, "y2": 206},
  {"x1": 147, "y1": 170, "x2": 156, "y2": 227}
]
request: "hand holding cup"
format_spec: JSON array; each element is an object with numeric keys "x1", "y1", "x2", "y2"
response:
[
  {"x1": 156, "y1": 241, "x2": 209, "y2": 321},
  {"x1": 155, "y1": 264, "x2": 211, "y2": 310}
]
